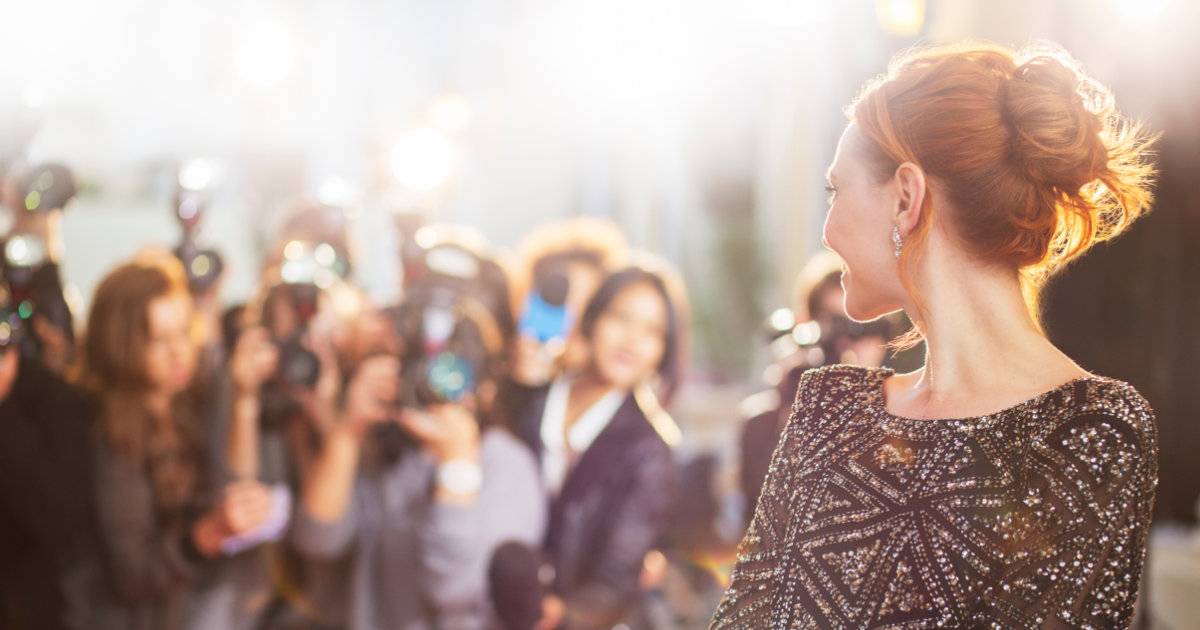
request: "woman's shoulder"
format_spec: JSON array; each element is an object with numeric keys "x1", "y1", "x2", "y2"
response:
[
  {"x1": 1072, "y1": 374, "x2": 1155, "y2": 421},
  {"x1": 1016, "y1": 374, "x2": 1159, "y2": 505},
  {"x1": 791, "y1": 363, "x2": 887, "y2": 408},
  {"x1": 772, "y1": 364, "x2": 886, "y2": 459},
  {"x1": 630, "y1": 384, "x2": 681, "y2": 452},
  {"x1": 1038, "y1": 374, "x2": 1157, "y2": 454}
]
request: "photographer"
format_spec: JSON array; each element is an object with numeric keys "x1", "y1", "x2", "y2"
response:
[
  {"x1": 291, "y1": 238, "x2": 544, "y2": 630},
  {"x1": 211, "y1": 240, "x2": 360, "y2": 629},
  {"x1": 224, "y1": 200, "x2": 362, "y2": 487},
  {"x1": 80, "y1": 253, "x2": 275, "y2": 630},
  {"x1": 498, "y1": 219, "x2": 628, "y2": 432},
  {"x1": 0, "y1": 283, "x2": 95, "y2": 630},
  {"x1": 509, "y1": 218, "x2": 628, "y2": 386},
  {"x1": 737, "y1": 252, "x2": 895, "y2": 529}
]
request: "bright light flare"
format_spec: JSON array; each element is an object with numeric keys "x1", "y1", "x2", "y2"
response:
[
  {"x1": 876, "y1": 0, "x2": 925, "y2": 36},
  {"x1": 1112, "y1": 0, "x2": 1170, "y2": 21},
  {"x1": 389, "y1": 127, "x2": 457, "y2": 192},
  {"x1": 179, "y1": 158, "x2": 218, "y2": 191},
  {"x1": 429, "y1": 93, "x2": 474, "y2": 133},
  {"x1": 234, "y1": 20, "x2": 298, "y2": 89}
]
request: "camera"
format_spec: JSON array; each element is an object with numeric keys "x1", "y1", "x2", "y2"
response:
[
  {"x1": 172, "y1": 186, "x2": 225, "y2": 295},
  {"x1": 371, "y1": 238, "x2": 507, "y2": 459},
  {"x1": 18, "y1": 163, "x2": 76, "y2": 214},
  {"x1": 392, "y1": 241, "x2": 503, "y2": 409},
  {"x1": 391, "y1": 290, "x2": 494, "y2": 410},
  {"x1": 258, "y1": 240, "x2": 351, "y2": 428},
  {"x1": 762, "y1": 308, "x2": 893, "y2": 369},
  {"x1": 0, "y1": 162, "x2": 79, "y2": 362},
  {"x1": 0, "y1": 284, "x2": 25, "y2": 356}
]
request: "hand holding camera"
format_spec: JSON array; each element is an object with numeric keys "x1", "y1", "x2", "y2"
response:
[
  {"x1": 398, "y1": 404, "x2": 481, "y2": 464},
  {"x1": 336, "y1": 355, "x2": 400, "y2": 440},
  {"x1": 230, "y1": 326, "x2": 279, "y2": 398}
]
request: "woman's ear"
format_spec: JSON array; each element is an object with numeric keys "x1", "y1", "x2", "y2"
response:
[{"x1": 893, "y1": 162, "x2": 927, "y2": 235}]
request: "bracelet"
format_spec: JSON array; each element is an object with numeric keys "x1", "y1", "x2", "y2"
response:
[{"x1": 436, "y1": 459, "x2": 483, "y2": 495}]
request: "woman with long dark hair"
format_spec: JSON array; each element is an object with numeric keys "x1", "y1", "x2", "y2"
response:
[
  {"x1": 82, "y1": 254, "x2": 272, "y2": 630},
  {"x1": 712, "y1": 42, "x2": 1158, "y2": 628},
  {"x1": 511, "y1": 258, "x2": 689, "y2": 629}
]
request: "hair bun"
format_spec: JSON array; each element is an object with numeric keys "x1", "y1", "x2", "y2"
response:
[{"x1": 1001, "y1": 52, "x2": 1110, "y2": 194}]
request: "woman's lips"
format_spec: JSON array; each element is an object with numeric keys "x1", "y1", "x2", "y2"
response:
[{"x1": 612, "y1": 350, "x2": 637, "y2": 366}]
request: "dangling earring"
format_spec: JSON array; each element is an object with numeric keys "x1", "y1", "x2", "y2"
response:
[{"x1": 892, "y1": 226, "x2": 903, "y2": 259}]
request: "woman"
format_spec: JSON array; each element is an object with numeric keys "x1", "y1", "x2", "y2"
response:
[
  {"x1": 511, "y1": 260, "x2": 688, "y2": 629},
  {"x1": 290, "y1": 246, "x2": 545, "y2": 630},
  {"x1": 81, "y1": 253, "x2": 273, "y2": 630},
  {"x1": 712, "y1": 42, "x2": 1158, "y2": 629}
]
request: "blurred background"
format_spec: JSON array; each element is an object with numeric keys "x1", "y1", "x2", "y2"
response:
[{"x1": 2, "y1": 0, "x2": 1199, "y2": 625}]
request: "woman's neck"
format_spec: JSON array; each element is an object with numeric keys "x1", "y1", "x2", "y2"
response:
[
  {"x1": 565, "y1": 368, "x2": 618, "y2": 429},
  {"x1": 898, "y1": 249, "x2": 1085, "y2": 415},
  {"x1": 143, "y1": 389, "x2": 174, "y2": 420}
]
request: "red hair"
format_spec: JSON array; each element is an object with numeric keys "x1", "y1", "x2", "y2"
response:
[{"x1": 849, "y1": 41, "x2": 1157, "y2": 349}]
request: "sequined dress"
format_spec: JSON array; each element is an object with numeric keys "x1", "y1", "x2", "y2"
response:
[{"x1": 711, "y1": 365, "x2": 1157, "y2": 629}]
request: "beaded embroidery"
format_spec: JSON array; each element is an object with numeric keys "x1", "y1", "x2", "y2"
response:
[{"x1": 711, "y1": 364, "x2": 1158, "y2": 629}]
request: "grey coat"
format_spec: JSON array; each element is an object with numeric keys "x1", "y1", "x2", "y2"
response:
[{"x1": 292, "y1": 427, "x2": 545, "y2": 630}]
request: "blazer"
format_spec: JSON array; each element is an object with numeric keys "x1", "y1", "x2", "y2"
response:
[{"x1": 512, "y1": 384, "x2": 675, "y2": 629}]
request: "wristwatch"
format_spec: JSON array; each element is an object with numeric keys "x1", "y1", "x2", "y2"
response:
[{"x1": 437, "y1": 458, "x2": 483, "y2": 495}]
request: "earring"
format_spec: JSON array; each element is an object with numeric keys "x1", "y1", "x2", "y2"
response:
[{"x1": 892, "y1": 226, "x2": 903, "y2": 259}]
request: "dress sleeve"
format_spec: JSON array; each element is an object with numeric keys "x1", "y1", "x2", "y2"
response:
[{"x1": 711, "y1": 367, "x2": 823, "y2": 629}]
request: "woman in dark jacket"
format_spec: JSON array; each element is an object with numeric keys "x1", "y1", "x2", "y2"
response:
[
  {"x1": 80, "y1": 253, "x2": 274, "y2": 630},
  {"x1": 511, "y1": 260, "x2": 688, "y2": 629}
]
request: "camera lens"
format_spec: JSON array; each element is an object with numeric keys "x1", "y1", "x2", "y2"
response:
[
  {"x1": 420, "y1": 352, "x2": 476, "y2": 404},
  {"x1": 277, "y1": 339, "x2": 321, "y2": 389}
]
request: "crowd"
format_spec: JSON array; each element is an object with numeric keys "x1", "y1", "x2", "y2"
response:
[{"x1": 0, "y1": 164, "x2": 890, "y2": 630}]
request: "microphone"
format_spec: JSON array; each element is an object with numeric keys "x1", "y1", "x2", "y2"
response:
[{"x1": 488, "y1": 541, "x2": 546, "y2": 630}]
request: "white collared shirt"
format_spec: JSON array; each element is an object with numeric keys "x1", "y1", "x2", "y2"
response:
[{"x1": 539, "y1": 375, "x2": 627, "y2": 496}]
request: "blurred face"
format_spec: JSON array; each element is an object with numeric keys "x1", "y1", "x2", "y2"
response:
[
  {"x1": 588, "y1": 282, "x2": 668, "y2": 391},
  {"x1": 821, "y1": 125, "x2": 905, "y2": 322},
  {"x1": 143, "y1": 294, "x2": 197, "y2": 395},
  {"x1": 812, "y1": 283, "x2": 846, "y2": 327},
  {"x1": 266, "y1": 290, "x2": 300, "y2": 339},
  {"x1": 345, "y1": 306, "x2": 400, "y2": 364}
]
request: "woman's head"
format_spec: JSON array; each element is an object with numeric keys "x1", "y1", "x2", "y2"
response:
[
  {"x1": 793, "y1": 251, "x2": 847, "y2": 326},
  {"x1": 81, "y1": 252, "x2": 201, "y2": 515},
  {"x1": 822, "y1": 41, "x2": 1156, "y2": 343},
  {"x1": 82, "y1": 252, "x2": 198, "y2": 398},
  {"x1": 578, "y1": 260, "x2": 688, "y2": 404}
]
